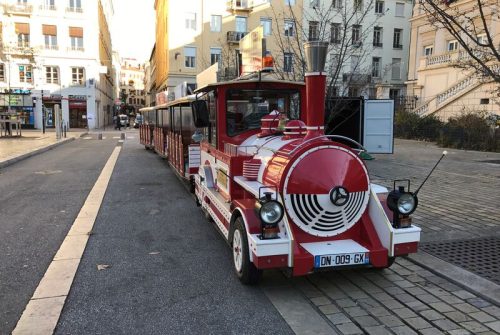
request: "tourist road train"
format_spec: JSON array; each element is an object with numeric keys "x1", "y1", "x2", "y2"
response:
[{"x1": 139, "y1": 42, "x2": 421, "y2": 284}]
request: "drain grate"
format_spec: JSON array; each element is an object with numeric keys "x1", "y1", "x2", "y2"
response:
[
  {"x1": 479, "y1": 160, "x2": 500, "y2": 164},
  {"x1": 420, "y1": 237, "x2": 500, "y2": 285}
]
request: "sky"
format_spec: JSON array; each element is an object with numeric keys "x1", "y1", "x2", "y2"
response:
[{"x1": 112, "y1": 0, "x2": 156, "y2": 62}]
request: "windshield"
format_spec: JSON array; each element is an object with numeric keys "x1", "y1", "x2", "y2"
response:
[{"x1": 226, "y1": 89, "x2": 300, "y2": 137}]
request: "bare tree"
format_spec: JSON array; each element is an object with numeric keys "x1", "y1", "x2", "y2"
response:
[{"x1": 418, "y1": 0, "x2": 500, "y2": 88}]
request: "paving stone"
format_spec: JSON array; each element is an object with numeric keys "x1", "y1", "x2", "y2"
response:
[
  {"x1": 417, "y1": 293, "x2": 442, "y2": 304},
  {"x1": 394, "y1": 280, "x2": 415, "y2": 289},
  {"x1": 453, "y1": 303, "x2": 480, "y2": 314},
  {"x1": 482, "y1": 306, "x2": 500, "y2": 318},
  {"x1": 469, "y1": 311, "x2": 496, "y2": 323},
  {"x1": 418, "y1": 327, "x2": 444, "y2": 335},
  {"x1": 395, "y1": 293, "x2": 418, "y2": 304},
  {"x1": 447, "y1": 329, "x2": 471, "y2": 335},
  {"x1": 336, "y1": 322, "x2": 363, "y2": 335},
  {"x1": 405, "y1": 301, "x2": 429, "y2": 312},
  {"x1": 384, "y1": 286, "x2": 405, "y2": 296},
  {"x1": 392, "y1": 307, "x2": 417, "y2": 318},
  {"x1": 419, "y1": 309, "x2": 445, "y2": 321},
  {"x1": 364, "y1": 325, "x2": 390, "y2": 335},
  {"x1": 405, "y1": 287, "x2": 428, "y2": 296},
  {"x1": 466, "y1": 297, "x2": 491, "y2": 308},
  {"x1": 432, "y1": 318, "x2": 460, "y2": 331},
  {"x1": 390, "y1": 325, "x2": 418, "y2": 335},
  {"x1": 379, "y1": 315, "x2": 405, "y2": 327},
  {"x1": 428, "y1": 302, "x2": 456, "y2": 313},
  {"x1": 405, "y1": 316, "x2": 432, "y2": 330},
  {"x1": 383, "y1": 273, "x2": 404, "y2": 282},
  {"x1": 336, "y1": 298, "x2": 358, "y2": 308},
  {"x1": 347, "y1": 290, "x2": 369, "y2": 300},
  {"x1": 381, "y1": 299, "x2": 405, "y2": 310},
  {"x1": 459, "y1": 321, "x2": 489, "y2": 333},
  {"x1": 443, "y1": 311, "x2": 471, "y2": 323},
  {"x1": 485, "y1": 320, "x2": 500, "y2": 332},
  {"x1": 355, "y1": 315, "x2": 379, "y2": 327},
  {"x1": 438, "y1": 294, "x2": 463, "y2": 304},
  {"x1": 369, "y1": 306, "x2": 392, "y2": 317},
  {"x1": 356, "y1": 298, "x2": 380, "y2": 309},
  {"x1": 327, "y1": 313, "x2": 351, "y2": 325},
  {"x1": 452, "y1": 290, "x2": 476, "y2": 300},
  {"x1": 406, "y1": 275, "x2": 426, "y2": 283},
  {"x1": 344, "y1": 306, "x2": 368, "y2": 317},
  {"x1": 319, "y1": 304, "x2": 340, "y2": 315},
  {"x1": 311, "y1": 296, "x2": 331, "y2": 306}
]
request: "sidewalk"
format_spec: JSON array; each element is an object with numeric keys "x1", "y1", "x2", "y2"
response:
[{"x1": 0, "y1": 129, "x2": 86, "y2": 168}]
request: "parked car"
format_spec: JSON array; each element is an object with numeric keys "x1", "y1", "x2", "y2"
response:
[
  {"x1": 119, "y1": 114, "x2": 129, "y2": 127},
  {"x1": 134, "y1": 114, "x2": 143, "y2": 128}
]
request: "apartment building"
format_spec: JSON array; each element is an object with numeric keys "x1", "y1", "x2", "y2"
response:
[
  {"x1": 0, "y1": 0, "x2": 114, "y2": 129},
  {"x1": 407, "y1": 0, "x2": 500, "y2": 119},
  {"x1": 119, "y1": 58, "x2": 145, "y2": 113},
  {"x1": 303, "y1": 0, "x2": 412, "y2": 99},
  {"x1": 153, "y1": 0, "x2": 304, "y2": 98}
]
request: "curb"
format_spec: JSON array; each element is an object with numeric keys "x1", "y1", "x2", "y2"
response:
[
  {"x1": 0, "y1": 137, "x2": 75, "y2": 169},
  {"x1": 408, "y1": 251, "x2": 500, "y2": 306}
]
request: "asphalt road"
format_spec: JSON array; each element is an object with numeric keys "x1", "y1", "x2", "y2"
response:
[
  {"x1": 54, "y1": 135, "x2": 293, "y2": 335},
  {"x1": 0, "y1": 136, "x2": 117, "y2": 334}
]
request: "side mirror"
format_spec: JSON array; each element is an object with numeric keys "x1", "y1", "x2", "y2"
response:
[{"x1": 191, "y1": 100, "x2": 210, "y2": 128}]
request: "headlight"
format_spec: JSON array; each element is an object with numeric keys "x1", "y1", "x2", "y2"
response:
[
  {"x1": 259, "y1": 201, "x2": 284, "y2": 224},
  {"x1": 397, "y1": 193, "x2": 416, "y2": 215}
]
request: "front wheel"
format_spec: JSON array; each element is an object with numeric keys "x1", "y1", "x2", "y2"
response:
[{"x1": 232, "y1": 218, "x2": 262, "y2": 285}]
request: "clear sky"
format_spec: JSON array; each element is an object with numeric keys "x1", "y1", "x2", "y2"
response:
[{"x1": 112, "y1": 0, "x2": 156, "y2": 62}]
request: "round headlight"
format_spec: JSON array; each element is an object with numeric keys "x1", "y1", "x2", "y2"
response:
[
  {"x1": 259, "y1": 201, "x2": 284, "y2": 224},
  {"x1": 397, "y1": 193, "x2": 417, "y2": 215}
]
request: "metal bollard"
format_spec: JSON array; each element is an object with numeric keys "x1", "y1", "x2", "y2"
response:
[
  {"x1": 98, "y1": 133, "x2": 103, "y2": 140},
  {"x1": 63, "y1": 124, "x2": 67, "y2": 138},
  {"x1": 120, "y1": 132, "x2": 125, "y2": 140}
]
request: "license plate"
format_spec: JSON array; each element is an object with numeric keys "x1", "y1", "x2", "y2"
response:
[{"x1": 314, "y1": 252, "x2": 370, "y2": 268}]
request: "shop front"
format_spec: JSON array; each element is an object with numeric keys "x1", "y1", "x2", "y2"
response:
[
  {"x1": 69, "y1": 95, "x2": 87, "y2": 128},
  {"x1": 42, "y1": 95, "x2": 62, "y2": 128},
  {"x1": 0, "y1": 92, "x2": 35, "y2": 128}
]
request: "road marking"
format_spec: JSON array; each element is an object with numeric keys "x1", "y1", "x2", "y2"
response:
[
  {"x1": 112, "y1": 136, "x2": 120, "y2": 139},
  {"x1": 83, "y1": 137, "x2": 92, "y2": 140},
  {"x1": 13, "y1": 145, "x2": 122, "y2": 335}
]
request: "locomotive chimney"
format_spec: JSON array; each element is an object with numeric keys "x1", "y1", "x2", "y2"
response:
[{"x1": 303, "y1": 41, "x2": 329, "y2": 140}]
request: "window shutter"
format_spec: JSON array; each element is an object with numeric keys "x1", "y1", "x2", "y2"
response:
[
  {"x1": 15, "y1": 23, "x2": 30, "y2": 34},
  {"x1": 69, "y1": 27, "x2": 83, "y2": 37},
  {"x1": 42, "y1": 24, "x2": 57, "y2": 35}
]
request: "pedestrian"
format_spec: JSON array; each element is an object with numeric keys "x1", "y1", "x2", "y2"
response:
[{"x1": 116, "y1": 114, "x2": 121, "y2": 131}]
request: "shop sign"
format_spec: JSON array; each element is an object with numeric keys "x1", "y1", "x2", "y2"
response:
[{"x1": 69, "y1": 95, "x2": 87, "y2": 101}]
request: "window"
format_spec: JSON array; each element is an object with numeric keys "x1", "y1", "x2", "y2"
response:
[
  {"x1": 69, "y1": 0, "x2": 82, "y2": 11},
  {"x1": 284, "y1": 19, "x2": 294, "y2": 37},
  {"x1": 352, "y1": 25, "x2": 361, "y2": 45},
  {"x1": 284, "y1": 53, "x2": 293, "y2": 72},
  {"x1": 71, "y1": 67, "x2": 85, "y2": 85},
  {"x1": 210, "y1": 15, "x2": 221, "y2": 32},
  {"x1": 391, "y1": 58, "x2": 401, "y2": 80},
  {"x1": 424, "y1": 45, "x2": 433, "y2": 56},
  {"x1": 447, "y1": 40, "x2": 458, "y2": 52},
  {"x1": 42, "y1": 0, "x2": 55, "y2": 10},
  {"x1": 184, "y1": 46, "x2": 196, "y2": 68},
  {"x1": 372, "y1": 57, "x2": 381, "y2": 77},
  {"x1": 480, "y1": 98, "x2": 490, "y2": 105},
  {"x1": 375, "y1": 0, "x2": 384, "y2": 14},
  {"x1": 210, "y1": 47, "x2": 221, "y2": 65},
  {"x1": 43, "y1": 24, "x2": 57, "y2": 49},
  {"x1": 393, "y1": 28, "x2": 402, "y2": 48},
  {"x1": 332, "y1": 0, "x2": 341, "y2": 8},
  {"x1": 395, "y1": 2, "x2": 404, "y2": 17},
  {"x1": 354, "y1": 0, "x2": 362, "y2": 12},
  {"x1": 261, "y1": 18, "x2": 272, "y2": 36},
  {"x1": 69, "y1": 26, "x2": 83, "y2": 50},
  {"x1": 18, "y1": 33, "x2": 30, "y2": 48},
  {"x1": 235, "y1": 16, "x2": 247, "y2": 33},
  {"x1": 351, "y1": 55, "x2": 360, "y2": 72},
  {"x1": 348, "y1": 87, "x2": 360, "y2": 97},
  {"x1": 309, "y1": 0, "x2": 319, "y2": 7},
  {"x1": 18, "y1": 65, "x2": 32, "y2": 83},
  {"x1": 373, "y1": 27, "x2": 382, "y2": 47},
  {"x1": 477, "y1": 34, "x2": 487, "y2": 45},
  {"x1": 309, "y1": 21, "x2": 319, "y2": 41},
  {"x1": 285, "y1": 0, "x2": 295, "y2": 5},
  {"x1": 330, "y1": 23, "x2": 341, "y2": 43},
  {"x1": 185, "y1": 12, "x2": 196, "y2": 31},
  {"x1": 45, "y1": 66, "x2": 59, "y2": 84},
  {"x1": 0, "y1": 64, "x2": 4, "y2": 82}
]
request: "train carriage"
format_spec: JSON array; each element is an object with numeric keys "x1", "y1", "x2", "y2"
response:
[{"x1": 140, "y1": 41, "x2": 425, "y2": 284}]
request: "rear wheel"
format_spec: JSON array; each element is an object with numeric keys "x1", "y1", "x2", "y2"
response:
[{"x1": 232, "y1": 217, "x2": 262, "y2": 285}]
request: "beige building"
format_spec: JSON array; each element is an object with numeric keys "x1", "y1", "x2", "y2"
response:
[
  {"x1": 153, "y1": 0, "x2": 304, "y2": 98},
  {"x1": 406, "y1": 0, "x2": 499, "y2": 120},
  {"x1": 119, "y1": 58, "x2": 145, "y2": 113}
]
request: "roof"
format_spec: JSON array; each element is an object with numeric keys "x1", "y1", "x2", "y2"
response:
[
  {"x1": 139, "y1": 94, "x2": 198, "y2": 112},
  {"x1": 194, "y1": 77, "x2": 305, "y2": 94}
]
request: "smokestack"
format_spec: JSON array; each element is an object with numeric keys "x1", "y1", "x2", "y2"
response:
[{"x1": 303, "y1": 41, "x2": 329, "y2": 140}]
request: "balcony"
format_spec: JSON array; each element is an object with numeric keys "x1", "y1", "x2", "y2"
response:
[
  {"x1": 2, "y1": 43, "x2": 36, "y2": 56},
  {"x1": 65, "y1": 6, "x2": 83, "y2": 13},
  {"x1": 373, "y1": 42, "x2": 383, "y2": 47},
  {"x1": 227, "y1": 31, "x2": 246, "y2": 44},
  {"x1": 393, "y1": 44, "x2": 403, "y2": 49},
  {"x1": 67, "y1": 46, "x2": 85, "y2": 52},
  {"x1": 226, "y1": 0, "x2": 252, "y2": 12},
  {"x1": 39, "y1": 4, "x2": 57, "y2": 11},
  {"x1": 351, "y1": 41, "x2": 363, "y2": 48},
  {"x1": 3, "y1": 3, "x2": 33, "y2": 15},
  {"x1": 342, "y1": 73, "x2": 371, "y2": 84},
  {"x1": 43, "y1": 45, "x2": 59, "y2": 51}
]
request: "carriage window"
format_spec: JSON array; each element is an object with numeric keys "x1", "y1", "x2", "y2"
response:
[
  {"x1": 226, "y1": 89, "x2": 300, "y2": 137},
  {"x1": 162, "y1": 109, "x2": 170, "y2": 129},
  {"x1": 173, "y1": 107, "x2": 181, "y2": 131},
  {"x1": 181, "y1": 104, "x2": 195, "y2": 134}
]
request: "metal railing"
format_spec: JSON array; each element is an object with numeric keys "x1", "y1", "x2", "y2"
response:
[
  {"x1": 227, "y1": 31, "x2": 246, "y2": 43},
  {"x1": 3, "y1": 3, "x2": 33, "y2": 14},
  {"x1": 39, "y1": 4, "x2": 56, "y2": 11},
  {"x1": 65, "y1": 6, "x2": 83, "y2": 13}
]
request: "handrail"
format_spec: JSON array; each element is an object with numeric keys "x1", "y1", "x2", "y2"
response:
[{"x1": 289, "y1": 135, "x2": 367, "y2": 156}]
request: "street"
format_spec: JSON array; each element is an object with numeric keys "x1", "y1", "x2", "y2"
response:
[{"x1": 1, "y1": 132, "x2": 499, "y2": 335}]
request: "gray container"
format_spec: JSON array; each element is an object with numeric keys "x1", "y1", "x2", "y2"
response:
[{"x1": 304, "y1": 41, "x2": 329, "y2": 73}]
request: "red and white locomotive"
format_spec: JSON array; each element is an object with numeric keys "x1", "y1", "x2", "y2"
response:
[{"x1": 140, "y1": 42, "x2": 421, "y2": 284}]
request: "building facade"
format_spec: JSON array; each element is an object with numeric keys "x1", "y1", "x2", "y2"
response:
[
  {"x1": 0, "y1": 0, "x2": 114, "y2": 129},
  {"x1": 119, "y1": 58, "x2": 145, "y2": 113},
  {"x1": 406, "y1": 0, "x2": 500, "y2": 119}
]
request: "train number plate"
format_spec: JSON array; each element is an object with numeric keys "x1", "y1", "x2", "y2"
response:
[{"x1": 314, "y1": 252, "x2": 369, "y2": 268}]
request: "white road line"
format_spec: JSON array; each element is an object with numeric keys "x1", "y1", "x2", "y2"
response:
[{"x1": 12, "y1": 146, "x2": 122, "y2": 335}]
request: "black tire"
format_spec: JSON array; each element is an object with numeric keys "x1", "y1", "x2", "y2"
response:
[{"x1": 232, "y1": 217, "x2": 262, "y2": 285}]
